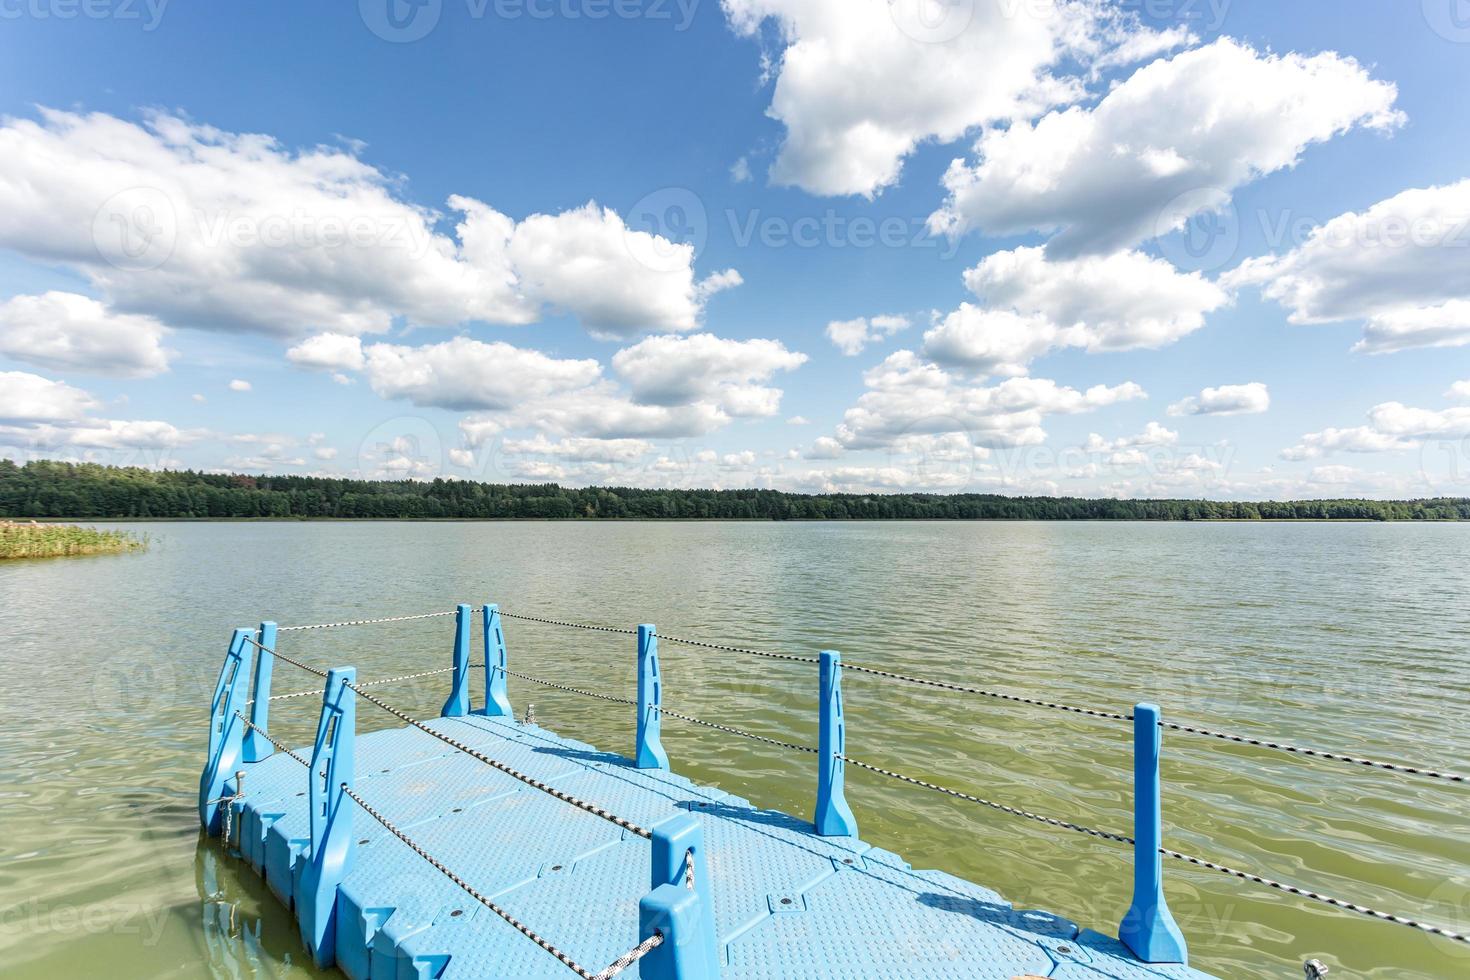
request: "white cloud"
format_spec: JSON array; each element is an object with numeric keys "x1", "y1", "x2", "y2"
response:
[
  {"x1": 447, "y1": 448, "x2": 474, "y2": 467},
  {"x1": 0, "y1": 109, "x2": 733, "y2": 340},
  {"x1": 610, "y1": 333, "x2": 806, "y2": 416},
  {"x1": 721, "y1": 0, "x2": 1187, "y2": 198},
  {"x1": 286, "y1": 332, "x2": 365, "y2": 372},
  {"x1": 362, "y1": 336, "x2": 601, "y2": 411},
  {"x1": 313, "y1": 446, "x2": 338, "y2": 461},
  {"x1": 191, "y1": 393, "x2": 206, "y2": 403},
  {"x1": 825, "y1": 314, "x2": 910, "y2": 356},
  {"x1": 501, "y1": 434, "x2": 654, "y2": 463},
  {"x1": 929, "y1": 38, "x2": 1402, "y2": 254},
  {"x1": 1449, "y1": 381, "x2": 1470, "y2": 404},
  {"x1": 786, "y1": 415, "x2": 810, "y2": 425},
  {"x1": 834, "y1": 349, "x2": 1145, "y2": 450},
  {"x1": 1225, "y1": 180, "x2": 1470, "y2": 353},
  {"x1": 803, "y1": 435, "x2": 843, "y2": 459},
  {"x1": 730, "y1": 156, "x2": 752, "y2": 183},
  {"x1": 1281, "y1": 396, "x2": 1470, "y2": 460},
  {"x1": 0, "y1": 292, "x2": 172, "y2": 377},
  {"x1": 1168, "y1": 382, "x2": 1270, "y2": 417},
  {"x1": 1084, "y1": 422, "x2": 1178, "y2": 453},
  {"x1": 922, "y1": 247, "x2": 1225, "y2": 375},
  {"x1": 0, "y1": 371, "x2": 99, "y2": 422},
  {"x1": 228, "y1": 379, "x2": 252, "y2": 392}
]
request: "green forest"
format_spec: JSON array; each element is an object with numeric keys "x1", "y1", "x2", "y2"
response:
[{"x1": 3, "y1": 459, "x2": 1467, "y2": 521}]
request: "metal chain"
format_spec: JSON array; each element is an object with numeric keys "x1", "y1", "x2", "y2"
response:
[
  {"x1": 654, "y1": 632, "x2": 820, "y2": 665},
  {"x1": 1159, "y1": 719, "x2": 1467, "y2": 783},
  {"x1": 683, "y1": 848, "x2": 695, "y2": 890},
  {"x1": 257, "y1": 665, "x2": 474, "y2": 706},
  {"x1": 498, "y1": 667, "x2": 636, "y2": 705},
  {"x1": 241, "y1": 634, "x2": 328, "y2": 679},
  {"x1": 234, "y1": 713, "x2": 310, "y2": 767},
  {"x1": 843, "y1": 754, "x2": 1470, "y2": 945},
  {"x1": 841, "y1": 754, "x2": 1137, "y2": 845},
  {"x1": 499, "y1": 611, "x2": 637, "y2": 635},
  {"x1": 840, "y1": 661, "x2": 1132, "y2": 722},
  {"x1": 342, "y1": 785, "x2": 662, "y2": 980},
  {"x1": 344, "y1": 682, "x2": 653, "y2": 839},
  {"x1": 655, "y1": 705, "x2": 817, "y2": 755},
  {"x1": 278, "y1": 610, "x2": 459, "y2": 632}
]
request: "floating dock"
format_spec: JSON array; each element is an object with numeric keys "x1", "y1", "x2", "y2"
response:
[{"x1": 199, "y1": 604, "x2": 1465, "y2": 979}]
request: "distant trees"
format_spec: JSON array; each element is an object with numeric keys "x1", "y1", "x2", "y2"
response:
[{"x1": 2, "y1": 458, "x2": 1466, "y2": 521}]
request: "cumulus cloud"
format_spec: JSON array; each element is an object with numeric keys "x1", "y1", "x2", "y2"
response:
[
  {"x1": 286, "y1": 332, "x2": 366, "y2": 372},
  {"x1": 228, "y1": 379, "x2": 252, "y2": 392},
  {"x1": 362, "y1": 337, "x2": 601, "y2": 411},
  {"x1": 1083, "y1": 421, "x2": 1178, "y2": 453},
  {"x1": 1449, "y1": 380, "x2": 1470, "y2": 403},
  {"x1": 610, "y1": 333, "x2": 806, "y2": 416},
  {"x1": 0, "y1": 292, "x2": 172, "y2": 377},
  {"x1": 825, "y1": 314, "x2": 910, "y2": 356},
  {"x1": 0, "y1": 371, "x2": 100, "y2": 422},
  {"x1": 1282, "y1": 397, "x2": 1470, "y2": 460},
  {"x1": 834, "y1": 349, "x2": 1145, "y2": 450},
  {"x1": 500, "y1": 434, "x2": 654, "y2": 463},
  {"x1": 1225, "y1": 180, "x2": 1470, "y2": 353},
  {"x1": 1168, "y1": 382, "x2": 1270, "y2": 417},
  {"x1": 721, "y1": 0, "x2": 1188, "y2": 198},
  {"x1": 0, "y1": 109, "x2": 734, "y2": 340},
  {"x1": 929, "y1": 38, "x2": 1402, "y2": 254},
  {"x1": 921, "y1": 247, "x2": 1226, "y2": 374}
]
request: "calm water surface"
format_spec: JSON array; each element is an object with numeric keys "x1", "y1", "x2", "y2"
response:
[{"x1": 1, "y1": 521, "x2": 1467, "y2": 979}]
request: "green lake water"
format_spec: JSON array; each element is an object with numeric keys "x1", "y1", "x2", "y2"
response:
[{"x1": 0, "y1": 520, "x2": 1466, "y2": 979}]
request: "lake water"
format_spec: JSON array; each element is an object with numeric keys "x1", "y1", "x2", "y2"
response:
[{"x1": 0, "y1": 521, "x2": 1466, "y2": 979}]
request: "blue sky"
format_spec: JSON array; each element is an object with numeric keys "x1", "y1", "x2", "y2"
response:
[{"x1": 1, "y1": 1, "x2": 1468, "y2": 498}]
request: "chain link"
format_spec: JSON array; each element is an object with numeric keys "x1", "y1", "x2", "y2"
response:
[
  {"x1": 278, "y1": 610, "x2": 459, "y2": 632},
  {"x1": 241, "y1": 634, "x2": 328, "y2": 679},
  {"x1": 1159, "y1": 719, "x2": 1467, "y2": 783},
  {"x1": 498, "y1": 667, "x2": 637, "y2": 705},
  {"x1": 234, "y1": 713, "x2": 310, "y2": 767},
  {"x1": 344, "y1": 682, "x2": 653, "y2": 839},
  {"x1": 342, "y1": 784, "x2": 662, "y2": 980},
  {"x1": 842, "y1": 754, "x2": 1470, "y2": 946},
  {"x1": 654, "y1": 632, "x2": 820, "y2": 665},
  {"x1": 655, "y1": 705, "x2": 817, "y2": 755},
  {"x1": 499, "y1": 611, "x2": 637, "y2": 635},
  {"x1": 840, "y1": 661, "x2": 1132, "y2": 722}
]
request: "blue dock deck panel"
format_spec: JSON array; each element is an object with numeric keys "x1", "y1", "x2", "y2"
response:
[{"x1": 219, "y1": 712, "x2": 1218, "y2": 979}]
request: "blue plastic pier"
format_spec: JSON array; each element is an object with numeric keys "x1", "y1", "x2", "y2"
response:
[
  {"x1": 202, "y1": 608, "x2": 1223, "y2": 980},
  {"x1": 221, "y1": 714, "x2": 1217, "y2": 979}
]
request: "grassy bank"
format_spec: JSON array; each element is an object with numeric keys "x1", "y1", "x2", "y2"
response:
[{"x1": 0, "y1": 521, "x2": 147, "y2": 559}]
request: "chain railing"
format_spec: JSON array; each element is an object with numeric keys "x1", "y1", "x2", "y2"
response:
[{"x1": 205, "y1": 602, "x2": 1470, "y2": 975}]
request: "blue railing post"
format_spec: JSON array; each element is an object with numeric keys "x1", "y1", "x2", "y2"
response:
[
  {"x1": 1120, "y1": 703, "x2": 1188, "y2": 964},
  {"x1": 297, "y1": 667, "x2": 357, "y2": 969},
  {"x1": 480, "y1": 603, "x2": 512, "y2": 718},
  {"x1": 242, "y1": 620, "x2": 277, "y2": 762},
  {"x1": 636, "y1": 624, "x2": 670, "y2": 770},
  {"x1": 199, "y1": 627, "x2": 255, "y2": 834},
  {"x1": 440, "y1": 603, "x2": 471, "y2": 718},
  {"x1": 639, "y1": 813, "x2": 719, "y2": 979},
  {"x1": 815, "y1": 649, "x2": 858, "y2": 837}
]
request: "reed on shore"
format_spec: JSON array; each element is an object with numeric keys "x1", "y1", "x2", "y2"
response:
[{"x1": 0, "y1": 521, "x2": 147, "y2": 559}]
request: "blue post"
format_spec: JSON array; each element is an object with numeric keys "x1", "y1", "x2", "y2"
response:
[
  {"x1": 640, "y1": 814, "x2": 718, "y2": 979},
  {"x1": 297, "y1": 667, "x2": 357, "y2": 969},
  {"x1": 242, "y1": 621, "x2": 278, "y2": 763},
  {"x1": 1119, "y1": 703, "x2": 1188, "y2": 964},
  {"x1": 440, "y1": 604, "x2": 471, "y2": 718},
  {"x1": 199, "y1": 627, "x2": 254, "y2": 834},
  {"x1": 636, "y1": 624, "x2": 669, "y2": 770},
  {"x1": 479, "y1": 603, "x2": 512, "y2": 718},
  {"x1": 815, "y1": 650, "x2": 858, "y2": 837}
]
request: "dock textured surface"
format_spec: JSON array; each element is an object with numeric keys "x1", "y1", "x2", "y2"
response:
[{"x1": 227, "y1": 714, "x2": 1221, "y2": 980}]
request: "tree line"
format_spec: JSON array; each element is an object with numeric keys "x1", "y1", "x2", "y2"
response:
[{"x1": 3, "y1": 459, "x2": 1467, "y2": 521}]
